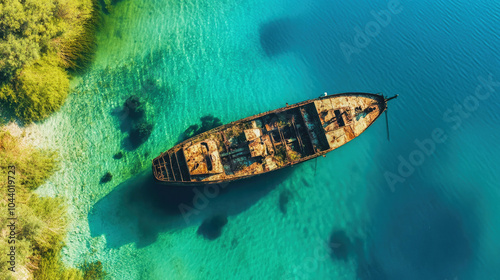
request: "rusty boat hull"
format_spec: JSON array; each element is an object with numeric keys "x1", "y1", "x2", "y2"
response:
[{"x1": 152, "y1": 92, "x2": 395, "y2": 186}]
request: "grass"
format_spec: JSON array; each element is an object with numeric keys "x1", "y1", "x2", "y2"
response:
[
  {"x1": 55, "y1": 0, "x2": 101, "y2": 72},
  {"x1": 0, "y1": 130, "x2": 106, "y2": 279}
]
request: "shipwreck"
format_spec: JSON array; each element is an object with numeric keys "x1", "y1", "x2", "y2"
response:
[{"x1": 152, "y1": 92, "x2": 397, "y2": 185}]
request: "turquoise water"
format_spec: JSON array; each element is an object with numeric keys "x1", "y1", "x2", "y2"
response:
[{"x1": 34, "y1": 0, "x2": 500, "y2": 279}]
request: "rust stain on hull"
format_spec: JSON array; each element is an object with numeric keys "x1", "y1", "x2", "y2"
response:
[{"x1": 152, "y1": 92, "x2": 396, "y2": 185}]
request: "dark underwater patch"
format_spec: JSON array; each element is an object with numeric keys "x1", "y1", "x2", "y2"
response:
[
  {"x1": 113, "y1": 95, "x2": 154, "y2": 150},
  {"x1": 197, "y1": 215, "x2": 228, "y2": 240},
  {"x1": 180, "y1": 114, "x2": 223, "y2": 142},
  {"x1": 326, "y1": 229, "x2": 387, "y2": 280},
  {"x1": 259, "y1": 18, "x2": 296, "y2": 56},
  {"x1": 88, "y1": 161, "x2": 290, "y2": 248},
  {"x1": 129, "y1": 122, "x2": 153, "y2": 148},
  {"x1": 279, "y1": 189, "x2": 292, "y2": 214},
  {"x1": 328, "y1": 230, "x2": 352, "y2": 261},
  {"x1": 100, "y1": 172, "x2": 113, "y2": 184},
  {"x1": 113, "y1": 151, "x2": 123, "y2": 159},
  {"x1": 362, "y1": 187, "x2": 477, "y2": 280}
]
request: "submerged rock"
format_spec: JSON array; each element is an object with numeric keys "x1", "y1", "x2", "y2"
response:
[
  {"x1": 123, "y1": 95, "x2": 145, "y2": 120},
  {"x1": 113, "y1": 151, "x2": 123, "y2": 159},
  {"x1": 100, "y1": 172, "x2": 113, "y2": 184},
  {"x1": 129, "y1": 122, "x2": 153, "y2": 147},
  {"x1": 329, "y1": 230, "x2": 352, "y2": 261},
  {"x1": 197, "y1": 215, "x2": 228, "y2": 240}
]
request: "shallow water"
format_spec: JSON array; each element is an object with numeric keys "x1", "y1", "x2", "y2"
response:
[{"x1": 34, "y1": 0, "x2": 500, "y2": 279}]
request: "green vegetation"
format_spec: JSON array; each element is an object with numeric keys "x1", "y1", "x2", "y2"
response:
[
  {"x1": 0, "y1": 130, "x2": 105, "y2": 279},
  {"x1": 1, "y1": 54, "x2": 70, "y2": 123},
  {"x1": 224, "y1": 124, "x2": 247, "y2": 144},
  {"x1": 0, "y1": 0, "x2": 100, "y2": 123},
  {"x1": 130, "y1": 121, "x2": 154, "y2": 148},
  {"x1": 274, "y1": 146, "x2": 287, "y2": 166},
  {"x1": 289, "y1": 150, "x2": 301, "y2": 161}
]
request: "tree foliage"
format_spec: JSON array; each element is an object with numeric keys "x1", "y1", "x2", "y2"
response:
[{"x1": 0, "y1": 0, "x2": 100, "y2": 123}]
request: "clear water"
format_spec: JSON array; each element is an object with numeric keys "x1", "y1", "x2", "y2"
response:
[{"x1": 34, "y1": 0, "x2": 500, "y2": 279}]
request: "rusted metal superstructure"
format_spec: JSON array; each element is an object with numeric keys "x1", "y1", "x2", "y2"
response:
[{"x1": 152, "y1": 92, "x2": 397, "y2": 185}]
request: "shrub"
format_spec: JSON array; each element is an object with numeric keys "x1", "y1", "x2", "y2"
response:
[
  {"x1": 0, "y1": 0, "x2": 61, "y2": 80},
  {"x1": 0, "y1": 130, "x2": 58, "y2": 190},
  {"x1": 0, "y1": 130, "x2": 85, "y2": 279},
  {"x1": 26, "y1": 196, "x2": 67, "y2": 255},
  {"x1": 34, "y1": 247, "x2": 83, "y2": 280},
  {"x1": 3, "y1": 55, "x2": 70, "y2": 123}
]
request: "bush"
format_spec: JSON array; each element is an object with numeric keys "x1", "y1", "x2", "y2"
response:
[
  {"x1": 0, "y1": 130, "x2": 87, "y2": 279},
  {"x1": 0, "y1": 0, "x2": 100, "y2": 78},
  {"x1": 0, "y1": 0, "x2": 100, "y2": 122},
  {"x1": 2, "y1": 55, "x2": 70, "y2": 123},
  {"x1": 26, "y1": 196, "x2": 67, "y2": 255},
  {"x1": 0, "y1": 0, "x2": 60, "y2": 81},
  {"x1": 34, "y1": 247, "x2": 84, "y2": 280}
]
